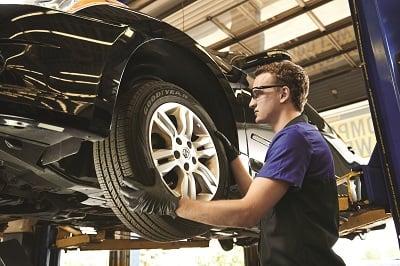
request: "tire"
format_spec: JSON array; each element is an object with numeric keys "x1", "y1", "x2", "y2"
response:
[{"x1": 93, "y1": 80, "x2": 229, "y2": 241}]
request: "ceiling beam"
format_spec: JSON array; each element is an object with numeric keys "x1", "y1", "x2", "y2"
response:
[
  {"x1": 277, "y1": 16, "x2": 353, "y2": 50},
  {"x1": 182, "y1": 0, "x2": 248, "y2": 32},
  {"x1": 310, "y1": 67, "x2": 355, "y2": 84},
  {"x1": 326, "y1": 34, "x2": 358, "y2": 67},
  {"x1": 209, "y1": 0, "x2": 331, "y2": 51},
  {"x1": 299, "y1": 40, "x2": 358, "y2": 67},
  {"x1": 128, "y1": 0, "x2": 154, "y2": 10},
  {"x1": 298, "y1": 0, "x2": 357, "y2": 68},
  {"x1": 157, "y1": 0, "x2": 199, "y2": 20},
  {"x1": 209, "y1": 17, "x2": 255, "y2": 54},
  {"x1": 245, "y1": 16, "x2": 353, "y2": 62},
  {"x1": 237, "y1": 5, "x2": 260, "y2": 27}
]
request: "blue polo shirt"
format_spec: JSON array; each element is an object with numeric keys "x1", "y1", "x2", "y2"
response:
[
  {"x1": 256, "y1": 121, "x2": 334, "y2": 188},
  {"x1": 256, "y1": 116, "x2": 344, "y2": 266}
]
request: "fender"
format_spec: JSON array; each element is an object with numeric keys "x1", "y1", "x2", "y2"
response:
[
  {"x1": 95, "y1": 37, "x2": 240, "y2": 146},
  {"x1": 0, "y1": 3, "x2": 240, "y2": 146},
  {"x1": 75, "y1": 4, "x2": 240, "y2": 144}
]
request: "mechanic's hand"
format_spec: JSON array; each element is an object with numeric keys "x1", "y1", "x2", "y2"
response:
[
  {"x1": 215, "y1": 130, "x2": 240, "y2": 162},
  {"x1": 120, "y1": 169, "x2": 180, "y2": 218}
]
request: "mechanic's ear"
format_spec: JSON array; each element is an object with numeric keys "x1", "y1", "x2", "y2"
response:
[{"x1": 280, "y1": 86, "x2": 290, "y2": 103}]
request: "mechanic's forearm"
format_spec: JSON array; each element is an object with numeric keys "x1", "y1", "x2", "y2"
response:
[
  {"x1": 176, "y1": 197, "x2": 255, "y2": 228},
  {"x1": 230, "y1": 158, "x2": 253, "y2": 194}
]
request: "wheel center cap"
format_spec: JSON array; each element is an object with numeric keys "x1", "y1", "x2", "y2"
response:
[{"x1": 182, "y1": 148, "x2": 191, "y2": 159}]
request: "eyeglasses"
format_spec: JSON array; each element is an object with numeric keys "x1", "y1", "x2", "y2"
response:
[{"x1": 250, "y1": 84, "x2": 286, "y2": 99}]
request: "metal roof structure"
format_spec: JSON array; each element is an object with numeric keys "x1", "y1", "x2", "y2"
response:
[{"x1": 132, "y1": 0, "x2": 364, "y2": 111}]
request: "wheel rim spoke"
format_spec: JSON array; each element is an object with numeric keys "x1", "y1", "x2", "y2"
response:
[
  {"x1": 176, "y1": 107, "x2": 194, "y2": 138},
  {"x1": 180, "y1": 172, "x2": 197, "y2": 199},
  {"x1": 197, "y1": 147, "x2": 217, "y2": 159},
  {"x1": 152, "y1": 148, "x2": 174, "y2": 161},
  {"x1": 185, "y1": 109, "x2": 194, "y2": 138},
  {"x1": 194, "y1": 163, "x2": 218, "y2": 195},
  {"x1": 157, "y1": 160, "x2": 178, "y2": 175},
  {"x1": 154, "y1": 111, "x2": 177, "y2": 140},
  {"x1": 193, "y1": 135, "x2": 213, "y2": 149}
]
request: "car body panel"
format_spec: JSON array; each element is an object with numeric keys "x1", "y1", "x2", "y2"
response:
[
  {"x1": 0, "y1": 2, "x2": 243, "y2": 228},
  {"x1": 0, "y1": 4, "x2": 139, "y2": 138},
  {"x1": 0, "y1": 3, "x2": 241, "y2": 141}
]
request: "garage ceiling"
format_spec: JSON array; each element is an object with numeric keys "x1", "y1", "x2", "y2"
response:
[{"x1": 127, "y1": 0, "x2": 365, "y2": 112}]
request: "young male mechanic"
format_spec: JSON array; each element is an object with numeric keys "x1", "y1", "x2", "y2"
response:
[{"x1": 121, "y1": 60, "x2": 345, "y2": 265}]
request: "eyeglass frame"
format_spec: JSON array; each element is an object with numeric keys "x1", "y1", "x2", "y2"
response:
[{"x1": 250, "y1": 84, "x2": 287, "y2": 99}]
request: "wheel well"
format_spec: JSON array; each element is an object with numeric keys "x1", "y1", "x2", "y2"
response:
[{"x1": 118, "y1": 39, "x2": 238, "y2": 145}]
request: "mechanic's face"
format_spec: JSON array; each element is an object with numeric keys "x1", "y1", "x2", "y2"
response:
[{"x1": 249, "y1": 72, "x2": 285, "y2": 124}]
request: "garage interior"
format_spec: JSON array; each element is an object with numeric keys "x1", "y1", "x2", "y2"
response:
[
  {"x1": 0, "y1": 0, "x2": 399, "y2": 265},
  {"x1": 130, "y1": 0, "x2": 364, "y2": 112}
]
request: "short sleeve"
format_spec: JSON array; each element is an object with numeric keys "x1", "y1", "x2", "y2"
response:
[{"x1": 256, "y1": 128, "x2": 312, "y2": 188}]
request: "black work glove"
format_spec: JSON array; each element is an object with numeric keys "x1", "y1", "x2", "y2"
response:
[
  {"x1": 215, "y1": 130, "x2": 240, "y2": 162},
  {"x1": 120, "y1": 169, "x2": 180, "y2": 218}
]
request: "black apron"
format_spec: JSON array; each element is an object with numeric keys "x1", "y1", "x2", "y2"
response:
[{"x1": 258, "y1": 115, "x2": 345, "y2": 266}]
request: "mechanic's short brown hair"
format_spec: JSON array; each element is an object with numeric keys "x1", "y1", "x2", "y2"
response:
[{"x1": 255, "y1": 60, "x2": 309, "y2": 111}]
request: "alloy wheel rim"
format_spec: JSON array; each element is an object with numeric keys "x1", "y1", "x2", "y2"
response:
[{"x1": 148, "y1": 102, "x2": 220, "y2": 201}]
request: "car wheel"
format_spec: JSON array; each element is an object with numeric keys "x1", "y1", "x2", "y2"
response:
[{"x1": 93, "y1": 80, "x2": 229, "y2": 241}]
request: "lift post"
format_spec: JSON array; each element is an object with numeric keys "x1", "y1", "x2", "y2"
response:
[
  {"x1": 350, "y1": 0, "x2": 400, "y2": 245},
  {"x1": 0, "y1": 220, "x2": 59, "y2": 266}
]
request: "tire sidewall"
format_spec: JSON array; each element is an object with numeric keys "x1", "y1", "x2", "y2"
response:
[
  {"x1": 126, "y1": 81, "x2": 228, "y2": 201},
  {"x1": 108, "y1": 80, "x2": 230, "y2": 239}
]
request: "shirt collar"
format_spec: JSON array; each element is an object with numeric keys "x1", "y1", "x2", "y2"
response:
[{"x1": 284, "y1": 114, "x2": 309, "y2": 129}]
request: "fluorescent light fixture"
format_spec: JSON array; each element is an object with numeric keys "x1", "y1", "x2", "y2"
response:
[
  {"x1": 263, "y1": 14, "x2": 318, "y2": 50},
  {"x1": 312, "y1": 0, "x2": 351, "y2": 26},
  {"x1": 0, "y1": 0, "x2": 34, "y2": 3},
  {"x1": 260, "y1": 0, "x2": 298, "y2": 22}
]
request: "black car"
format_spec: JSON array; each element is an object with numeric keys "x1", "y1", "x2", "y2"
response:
[{"x1": 0, "y1": 0, "x2": 361, "y2": 242}]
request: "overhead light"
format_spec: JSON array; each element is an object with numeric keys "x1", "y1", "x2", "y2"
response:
[
  {"x1": 331, "y1": 89, "x2": 339, "y2": 98},
  {"x1": 0, "y1": 0, "x2": 33, "y2": 3}
]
